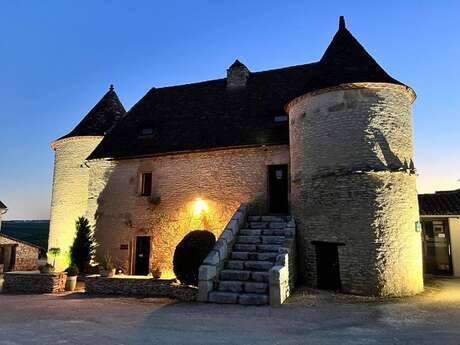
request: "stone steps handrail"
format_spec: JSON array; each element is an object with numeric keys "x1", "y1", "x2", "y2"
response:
[{"x1": 197, "y1": 203, "x2": 248, "y2": 302}]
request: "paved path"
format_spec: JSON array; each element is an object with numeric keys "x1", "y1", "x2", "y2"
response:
[{"x1": 0, "y1": 278, "x2": 459, "y2": 344}]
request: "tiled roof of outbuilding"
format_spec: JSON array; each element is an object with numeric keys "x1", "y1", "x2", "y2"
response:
[
  {"x1": 418, "y1": 189, "x2": 460, "y2": 216},
  {"x1": 88, "y1": 17, "x2": 406, "y2": 160},
  {"x1": 59, "y1": 86, "x2": 126, "y2": 140}
]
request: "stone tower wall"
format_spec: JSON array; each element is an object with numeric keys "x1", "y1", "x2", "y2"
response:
[
  {"x1": 288, "y1": 83, "x2": 423, "y2": 296},
  {"x1": 48, "y1": 136, "x2": 102, "y2": 271}
]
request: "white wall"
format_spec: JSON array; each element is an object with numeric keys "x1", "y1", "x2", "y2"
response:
[{"x1": 449, "y1": 217, "x2": 460, "y2": 277}]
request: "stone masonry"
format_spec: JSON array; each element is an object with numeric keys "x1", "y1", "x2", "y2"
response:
[
  {"x1": 86, "y1": 145, "x2": 289, "y2": 277},
  {"x1": 0, "y1": 235, "x2": 40, "y2": 272},
  {"x1": 288, "y1": 84, "x2": 423, "y2": 296},
  {"x1": 48, "y1": 136, "x2": 103, "y2": 271}
]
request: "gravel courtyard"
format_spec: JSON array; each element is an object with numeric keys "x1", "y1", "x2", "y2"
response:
[{"x1": 1, "y1": 278, "x2": 459, "y2": 345}]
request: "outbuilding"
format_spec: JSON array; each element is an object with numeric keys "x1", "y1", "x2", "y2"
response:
[{"x1": 419, "y1": 189, "x2": 460, "y2": 276}]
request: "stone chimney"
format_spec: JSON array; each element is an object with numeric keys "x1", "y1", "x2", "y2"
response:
[{"x1": 227, "y1": 59, "x2": 250, "y2": 89}]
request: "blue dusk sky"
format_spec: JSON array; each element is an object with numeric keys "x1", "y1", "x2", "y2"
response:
[{"x1": 0, "y1": 1, "x2": 459, "y2": 220}]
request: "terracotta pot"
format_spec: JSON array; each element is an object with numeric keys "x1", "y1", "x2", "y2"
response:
[{"x1": 65, "y1": 276, "x2": 77, "y2": 291}]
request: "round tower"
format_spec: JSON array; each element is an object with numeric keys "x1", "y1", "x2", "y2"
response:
[
  {"x1": 288, "y1": 19, "x2": 423, "y2": 296},
  {"x1": 48, "y1": 86, "x2": 125, "y2": 271}
]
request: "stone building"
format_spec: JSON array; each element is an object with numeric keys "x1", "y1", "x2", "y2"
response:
[
  {"x1": 0, "y1": 200, "x2": 7, "y2": 230},
  {"x1": 0, "y1": 233, "x2": 41, "y2": 273},
  {"x1": 419, "y1": 189, "x2": 460, "y2": 277},
  {"x1": 48, "y1": 17, "x2": 423, "y2": 296}
]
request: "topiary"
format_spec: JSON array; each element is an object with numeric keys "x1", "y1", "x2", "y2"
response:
[{"x1": 173, "y1": 230, "x2": 216, "y2": 286}]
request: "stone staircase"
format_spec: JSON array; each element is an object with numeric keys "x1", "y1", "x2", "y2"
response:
[{"x1": 208, "y1": 215, "x2": 291, "y2": 305}]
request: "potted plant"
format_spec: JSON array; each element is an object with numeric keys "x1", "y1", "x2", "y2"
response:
[
  {"x1": 65, "y1": 265, "x2": 79, "y2": 291},
  {"x1": 47, "y1": 247, "x2": 61, "y2": 269},
  {"x1": 99, "y1": 255, "x2": 116, "y2": 277}
]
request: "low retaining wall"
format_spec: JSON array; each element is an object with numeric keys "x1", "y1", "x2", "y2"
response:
[
  {"x1": 3, "y1": 271, "x2": 67, "y2": 294},
  {"x1": 85, "y1": 276, "x2": 197, "y2": 302}
]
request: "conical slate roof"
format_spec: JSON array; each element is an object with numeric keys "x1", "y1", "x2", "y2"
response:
[
  {"x1": 59, "y1": 85, "x2": 126, "y2": 140},
  {"x1": 307, "y1": 16, "x2": 402, "y2": 90}
]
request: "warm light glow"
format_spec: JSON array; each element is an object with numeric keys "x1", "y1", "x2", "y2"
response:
[{"x1": 193, "y1": 197, "x2": 208, "y2": 216}]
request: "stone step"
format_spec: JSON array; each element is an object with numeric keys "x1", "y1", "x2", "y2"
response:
[
  {"x1": 240, "y1": 229, "x2": 262, "y2": 236},
  {"x1": 208, "y1": 291, "x2": 239, "y2": 304},
  {"x1": 239, "y1": 293, "x2": 268, "y2": 305},
  {"x1": 248, "y1": 222, "x2": 269, "y2": 229},
  {"x1": 256, "y1": 244, "x2": 282, "y2": 252},
  {"x1": 231, "y1": 251, "x2": 278, "y2": 261},
  {"x1": 233, "y1": 243, "x2": 282, "y2": 253},
  {"x1": 225, "y1": 260, "x2": 274, "y2": 271},
  {"x1": 217, "y1": 281, "x2": 268, "y2": 294},
  {"x1": 237, "y1": 235, "x2": 285, "y2": 245},
  {"x1": 261, "y1": 216, "x2": 287, "y2": 222},
  {"x1": 208, "y1": 291, "x2": 268, "y2": 305},
  {"x1": 220, "y1": 270, "x2": 269, "y2": 282},
  {"x1": 248, "y1": 216, "x2": 261, "y2": 221},
  {"x1": 237, "y1": 236, "x2": 262, "y2": 244},
  {"x1": 240, "y1": 228, "x2": 287, "y2": 236}
]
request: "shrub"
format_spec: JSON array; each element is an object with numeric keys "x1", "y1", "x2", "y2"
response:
[
  {"x1": 173, "y1": 230, "x2": 216, "y2": 286},
  {"x1": 47, "y1": 247, "x2": 61, "y2": 268},
  {"x1": 65, "y1": 264, "x2": 79, "y2": 277},
  {"x1": 70, "y1": 217, "x2": 97, "y2": 273}
]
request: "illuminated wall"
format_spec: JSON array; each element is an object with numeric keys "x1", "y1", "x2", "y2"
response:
[
  {"x1": 48, "y1": 136, "x2": 103, "y2": 271},
  {"x1": 289, "y1": 83, "x2": 424, "y2": 296},
  {"x1": 86, "y1": 145, "x2": 289, "y2": 278}
]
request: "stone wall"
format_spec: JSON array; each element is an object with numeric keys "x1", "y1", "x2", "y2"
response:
[
  {"x1": 86, "y1": 145, "x2": 289, "y2": 278},
  {"x1": 289, "y1": 83, "x2": 423, "y2": 296},
  {"x1": 85, "y1": 276, "x2": 197, "y2": 301},
  {"x1": 3, "y1": 272, "x2": 67, "y2": 293},
  {"x1": 48, "y1": 136, "x2": 103, "y2": 271},
  {"x1": 0, "y1": 235, "x2": 39, "y2": 272}
]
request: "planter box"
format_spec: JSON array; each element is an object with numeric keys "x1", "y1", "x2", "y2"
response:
[{"x1": 85, "y1": 275, "x2": 197, "y2": 302}]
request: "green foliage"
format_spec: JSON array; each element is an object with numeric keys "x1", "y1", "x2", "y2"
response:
[
  {"x1": 70, "y1": 217, "x2": 97, "y2": 273},
  {"x1": 100, "y1": 255, "x2": 115, "y2": 270},
  {"x1": 65, "y1": 264, "x2": 79, "y2": 277},
  {"x1": 173, "y1": 230, "x2": 216, "y2": 286},
  {"x1": 47, "y1": 247, "x2": 61, "y2": 267}
]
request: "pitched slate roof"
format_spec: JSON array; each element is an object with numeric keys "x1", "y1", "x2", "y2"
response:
[
  {"x1": 88, "y1": 17, "x2": 406, "y2": 160},
  {"x1": 59, "y1": 86, "x2": 126, "y2": 140},
  {"x1": 0, "y1": 201, "x2": 7, "y2": 210},
  {"x1": 418, "y1": 189, "x2": 460, "y2": 216},
  {"x1": 0, "y1": 232, "x2": 44, "y2": 250}
]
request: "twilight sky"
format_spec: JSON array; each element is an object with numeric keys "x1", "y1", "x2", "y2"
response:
[{"x1": 1, "y1": 1, "x2": 459, "y2": 220}]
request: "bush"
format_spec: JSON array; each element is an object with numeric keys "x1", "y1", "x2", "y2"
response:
[
  {"x1": 65, "y1": 264, "x2": 79, "y2": 277},
  {"x1": 70, "y1": 217, "x2": 97, "y2": 273},
  {"x1": 173, "y1": 230, "x2": 216, "y2": 286}
]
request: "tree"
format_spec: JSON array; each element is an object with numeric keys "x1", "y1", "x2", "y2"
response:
[
  {"x1": 70, "y1": 217, "x2": 96, "y2": 273},
  {"x1": 47, "y1": 247, "x2": 61, "y2": 267}
]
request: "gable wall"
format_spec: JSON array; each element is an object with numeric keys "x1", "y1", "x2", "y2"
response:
[{"x1": 86, "y1": 145, "x2": 289, "y2": 277}]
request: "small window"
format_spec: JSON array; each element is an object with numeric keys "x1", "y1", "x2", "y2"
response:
[
  {"x1": 274, "y1": 115, "x2": 288, "y2": 122},
  {"x1": 139, "y1": 128, "x2": 154, "y2": 137},
  {"x1": 140, "y1": 172, "x2": 152, "y2": 196}
]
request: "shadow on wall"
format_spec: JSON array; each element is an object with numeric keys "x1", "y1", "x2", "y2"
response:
[{"x1": 89, "y1": 158, "x2": 243, "y2": 278}]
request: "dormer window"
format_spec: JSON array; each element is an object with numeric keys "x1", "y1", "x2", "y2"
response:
[
  {"x1": 274, "y1": 115, "x2": 288, "y2": 123},
  {"x1": 140, "y1": 128, "x2": 154, "y2": 136}
]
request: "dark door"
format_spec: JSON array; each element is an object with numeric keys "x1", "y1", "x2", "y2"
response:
[
  {"x1": 314, "y1": 242, "x2": 341, "y2": 291},
  {"x1": 135, "y1": 236, "x2": 151, "y2": 275},
  {"x1": 1, "y1": 245, "x2": 16, "y2": 272},
  {"x1": 422, "y1": 219, "x2": 453, "y2": 275},
  {"x1": 268, "y1": 164, "x2": 289, "y2": 214}
]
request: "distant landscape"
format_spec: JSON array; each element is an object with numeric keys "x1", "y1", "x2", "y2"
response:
[{"x1": 1, "y1": 220, "x2": 49, "y2": 255}]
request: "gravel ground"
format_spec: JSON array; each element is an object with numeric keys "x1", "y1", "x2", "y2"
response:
[{"x1": 0, "y1": 277, "x2": 459, "y2": 344}]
